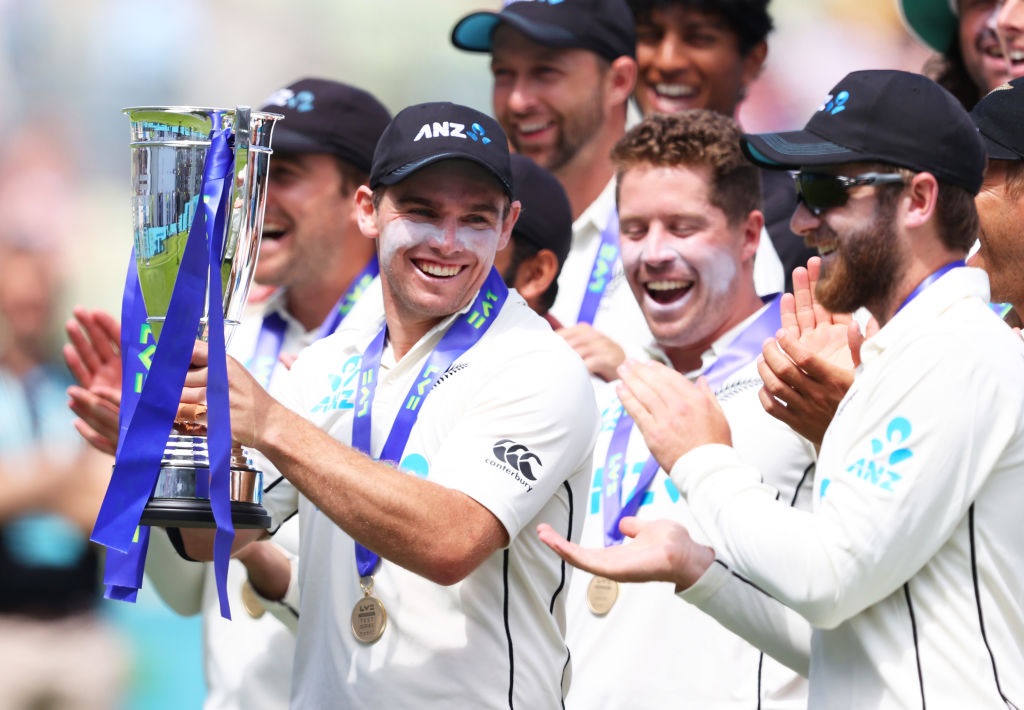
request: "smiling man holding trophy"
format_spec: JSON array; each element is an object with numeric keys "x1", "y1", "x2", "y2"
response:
[{"x1": 87, "y1": 105, "x2": 280, "y2": 617}]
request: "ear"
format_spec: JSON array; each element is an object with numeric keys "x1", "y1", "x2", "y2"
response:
[
  {"x1": 741, "y1": 41, "x2": 768, "y2": 88},
  {"x1": 903, "y1": 172, "x2": 939, "y2": 231},
  {"x1": 498, "y1": 200, "x2": 522, "y2": 252},
  {"x1": 606, "y1": 56, "x2": 638, "y2": 108},
  {"x1": 513, "y1": 248, "x2": 560, "y2": 303},
  {"x1": 739, "y1": 209, "x2": 764, "y2": 264},
  {"x1": 354, "y1": 185, "x2": 380, "y2": 240}
]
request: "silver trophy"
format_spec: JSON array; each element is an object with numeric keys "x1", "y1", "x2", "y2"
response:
[{"x1": 124, "y1": 106, "x2": 280, "y2": 528}]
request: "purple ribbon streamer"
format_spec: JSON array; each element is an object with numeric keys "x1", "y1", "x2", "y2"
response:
[
  {"x1": 577, "y1": 208, "x2": 619, "y2": 326},
  {"x1": 102, "y1": 251, "x2": 151, "y2": 601},
  {"x1": 600, "y1": 294, "x2": 783, "y2": 546},
  {"x1": 350, "y1": 268, "x2": 508, "y2": 577},
  {"x1": 894, "y1": 261, "x2": 965, "y2": 316},
  {"x1": 247, "y1": 256, "x2": 380, "y2": 389},
  {"x1": 93, "y1": 125, "x2": 237, "y2": 618},
  {"x1": 601, "y1": 409, "x2": 659, "y2": 547},
  {"x1": 700, "y1": 294, "x2": 781, "y2": 392}
]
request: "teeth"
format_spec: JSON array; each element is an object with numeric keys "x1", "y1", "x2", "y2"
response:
[
  {"x1": 647, "y1": 280, "x2": 690, "y2": 291},
  {"x1": 654, "y1": 83, "x2": 696, "y2": 98},
  {"x1": 417, "y1": 261, "x2": 461, "y2": 277},
  {"x1": 518, "y1": 121, "x2": 549, "y2": 133},
  {"x1": 818, "y1": 245, "x2": 836, "y2": 257}
]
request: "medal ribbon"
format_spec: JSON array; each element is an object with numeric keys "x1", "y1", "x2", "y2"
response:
[
  {"x1": 601, "y1": 408, "x2": 659, "y2": 547},
  {"x1": 247, "y1": 256, "x2": 380, "y2": 389},
  {"x1": 92, "y1": 123, "x2": 238, "y2": 618},
  {"x1": 700, "y1": 294, "x2": 781, "y2": 392},
  {"x1": 601, "y1": 294, "x2": 782, "y2": 546},
  {"x1": 894, "y1": 261, "x2": 965, "y2": 316},
  {"x1": 350, "y1": 268, "x2": 508, "y2": 576},
  {"x1": 577, "y1": 207, "x2": 619, "y2": 325}
]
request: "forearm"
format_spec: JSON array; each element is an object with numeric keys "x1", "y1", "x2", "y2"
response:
[
  {"x1": 257, "y1": 403, "x2": 507, "y2": 586},
  {"x1": 235, "y1": 540, "x2": 292, "y2": 602}
]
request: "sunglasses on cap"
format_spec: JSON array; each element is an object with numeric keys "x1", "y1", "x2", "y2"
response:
[{"x1": 793, "y1": 172, "x2": 906, "y2": 216}]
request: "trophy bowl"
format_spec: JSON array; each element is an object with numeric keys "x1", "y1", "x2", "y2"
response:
[{"x1": 124, "y1": 105, "x2": 280, "y2": 529}]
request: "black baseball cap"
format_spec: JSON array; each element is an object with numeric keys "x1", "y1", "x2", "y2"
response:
[
  {"x1": 741, "y1": 69, "x2": 986, "y2": 195},
  {"x1": 971, "y1": 78, "x2": 1024, "y2": 161},
  {"x1": 260, "y1": 78, "x2": 392, "y2": 174},
  {"x1": 369, "y1": 101, "x2": 514, "y2": 197},
  {"x1": 509, "y1": 154, "x2": 572, "y2": 267},
  {"x1": 451, "y1": 0, "x2": 636, "y2": 62}
]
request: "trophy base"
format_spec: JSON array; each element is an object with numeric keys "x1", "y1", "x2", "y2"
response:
[
  {"x1": 143, "y1": 455, "x2": 271, "y2": 530},
  {"x1": 140, "y1": 498, "x2": 271, "y2": 529}
]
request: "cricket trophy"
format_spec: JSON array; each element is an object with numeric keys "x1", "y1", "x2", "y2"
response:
[{"x1": 119, "y1": 105, "x2": 280, "y2": 529}]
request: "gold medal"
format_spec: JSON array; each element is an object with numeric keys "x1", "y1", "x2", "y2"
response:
[
  {"x1": 351, "y1": 576, "x2": 387, "y2": 644},
  {"x1": 240, "y1": 580, "x2": 266, "y2": 619},
  {"x1": 586, "y1": 575, "x2": 619, "y2": 616}
]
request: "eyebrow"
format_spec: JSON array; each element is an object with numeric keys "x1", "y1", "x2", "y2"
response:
[{"x1": 391, "y1": 194, "x2": 502, "y2": 217}]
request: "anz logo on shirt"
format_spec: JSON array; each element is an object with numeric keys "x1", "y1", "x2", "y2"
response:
[
  {"x1": 311, "y1": 355, "x2": 362, "y2": 413},
  {"x1": 589, "y1": 460, "x2": 680, "y2": 514},
  {"x1": 822, "y1": 416, "x2": 913, "y2": 498}
]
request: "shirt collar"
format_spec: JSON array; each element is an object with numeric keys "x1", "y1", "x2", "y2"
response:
[{"x1": 860, "y1": 265, "x2": 988, "y2": 366}]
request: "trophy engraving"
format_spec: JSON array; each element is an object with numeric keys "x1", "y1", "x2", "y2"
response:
[{"x1": 124, "y1": 105, "x2": 280, "y2": 529}]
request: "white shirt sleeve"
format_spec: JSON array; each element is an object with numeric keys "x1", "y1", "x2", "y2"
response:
[
  {"x1": 670, "y1": 335, "x2": 1018, "y2": 629},
  {"x1": 678, "y1": 559, "x2": 811, "y2": 676}
]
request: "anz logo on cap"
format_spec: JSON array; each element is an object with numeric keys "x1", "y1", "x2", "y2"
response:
[
  {"x1": 413, "y1": 121, "x2": 491, "y2": 144},
  {"x1": 263, "y1": 88, "x2": 315, "y2": 113},
  {"x1": 818, "y1": 90, "x2": 849, "y2": 116}
]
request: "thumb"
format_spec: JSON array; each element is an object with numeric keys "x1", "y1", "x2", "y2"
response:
[
  {"x1": 848, "y1": 321, "x2": 865, "y2": 368},
  {"x1": 618, "y1": 516, "x2": 644, "y2": 540},
  {"x1": 191, "y1": 339, "x2": 210, "y2": 367}
]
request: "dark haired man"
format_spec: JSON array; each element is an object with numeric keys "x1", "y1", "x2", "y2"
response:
[
  {"x1": 452, "y1": 0, "x2": 654, "y2": 381},
  {"x1": 898, "y1": 0, "x2": 1024, "y2": 109},
  {"x1": 178, "y1": 102, "x2": 599, "y2": 707}
]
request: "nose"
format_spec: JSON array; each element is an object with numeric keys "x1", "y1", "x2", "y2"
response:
[
  {"x1": 789, "y1": 201, "x2": 821, "y2": 239},
  {"x1": 652, "y1": 31, "x2": 691, "y2": 73},
  {"x1": 427, "y1": 219, "x2": 459, "y2": 253},
  {"x1": 996, "y1": 0, "x2": 1024, "y2": 36},
  {"x1": 499, "y1": 75, "x2": 537, "y2": 116},
  {"x1": 642, "y1": 222, "x2": 676, "y2": 266}
]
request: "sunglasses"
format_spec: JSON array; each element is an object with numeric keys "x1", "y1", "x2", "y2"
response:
[{"x1": 793, "y1": 172, "x2": 906, "y2": 216}]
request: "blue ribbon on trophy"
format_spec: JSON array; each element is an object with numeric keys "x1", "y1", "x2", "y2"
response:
[{"x1": 92, "y1": 124, "x2": 238, "y2": 618}]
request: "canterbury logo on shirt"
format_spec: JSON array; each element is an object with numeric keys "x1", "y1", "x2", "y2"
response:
[{"x1": 487, "y1": 439, "x2": 542, "y2": 491}]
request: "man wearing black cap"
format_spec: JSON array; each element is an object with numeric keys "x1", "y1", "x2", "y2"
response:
[
  {"x1": 970, "y1": 76, "x2": 1024, "y2": 327},
  {"x1": 65, "y1": 77, "x2": 392, "y2": 710},
  {"x1": 452, "y1": 0, "x2": 654, "y2": 382},
  {"x1": 539, "y1": 69, "x2": 1024, "y2": 706},
  {"x1": 177, "y1": 101, "x2": 598, "y2": 708},
  {"x1": 494, "y1": 153, "x2": 573, "y2": 323}
]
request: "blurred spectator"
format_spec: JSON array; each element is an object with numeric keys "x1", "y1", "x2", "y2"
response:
[{"x1": 0, "y1": 132, "x2": 129, "y2": 709}]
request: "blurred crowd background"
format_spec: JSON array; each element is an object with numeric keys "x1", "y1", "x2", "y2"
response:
[{"x1": 0, "y1": 0, "x2": 931, "y2": 707}]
